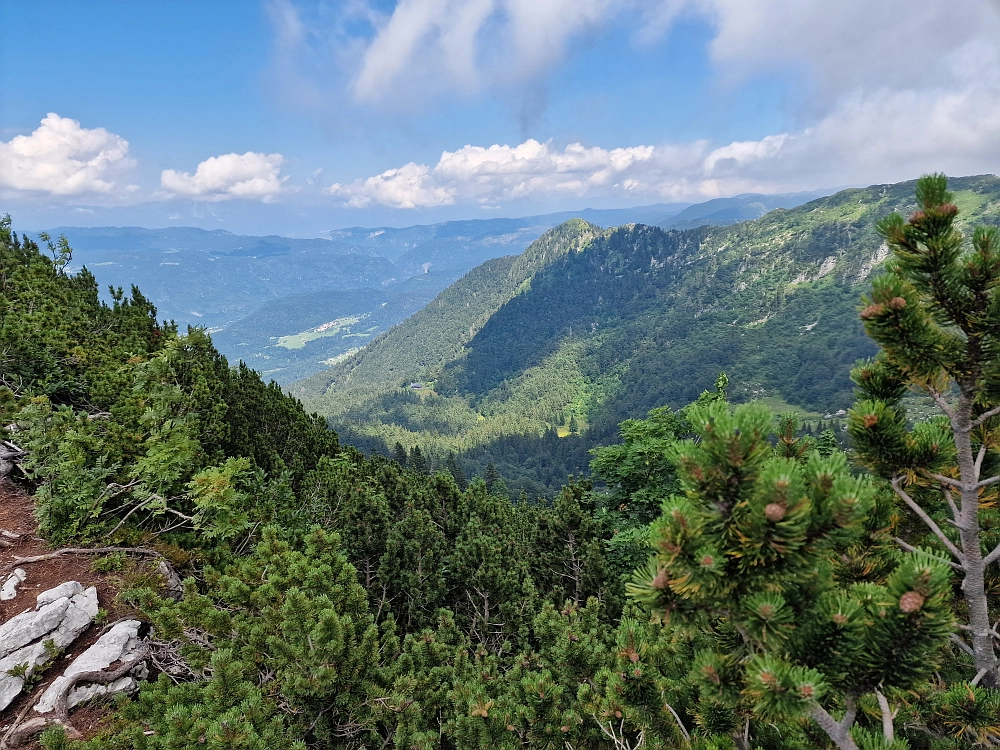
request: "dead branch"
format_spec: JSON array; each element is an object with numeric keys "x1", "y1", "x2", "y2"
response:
[
  {"x1": 8, "y1": 546, "x2": 162, "y2": 568},
  {"x1": 5, "y1": 643, "x2": 150, "y2": 747},
  {"x1": 0, "y1": 674, "x2": 62, "y2": 750},
  {"x1": 7, "y1": 546, "x2": 184, "y2": 600},
  {"x1": 0, "y1": 442, "x2": 25, "y2": 480}
]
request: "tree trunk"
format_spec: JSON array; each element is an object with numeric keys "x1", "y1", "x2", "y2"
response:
[
  {"x1": 809, "y1": 701, "x2": 859, "y2": 750},
  {"x1": 954, "y1": 394, "x2": 999, "y2": 687}
]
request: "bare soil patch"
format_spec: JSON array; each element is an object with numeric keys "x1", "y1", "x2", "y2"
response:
[{"x1": 0, "y1": 480, "x2": 140, "y2": 745}]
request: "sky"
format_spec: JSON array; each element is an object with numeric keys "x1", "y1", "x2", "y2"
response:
[{"x1": 1, "y1": 0, "x2": 999, "y2": 236}]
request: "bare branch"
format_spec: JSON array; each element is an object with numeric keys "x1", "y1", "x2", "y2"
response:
[
  {"x1": 9, "y1": 546, "x2": 162, "y2": 569},
  {"x1": 661, "y1": 698, "x2": 690, "y2": 742},
  {"x1": 977, "y1": 475, "x2": 1000, "y2": 490},
  {"x1": 944, "y1": 488, "x2": 960, "y2": 522},
  {"x1": 894, "y1": 537, "x2": 963, "y2": 571},
  {"x1": 875, "y1": 689, "x2": 894, "y2": 743},
  {"x1": 975, "y1": 444, "x2": 988, "y2": 481},
  {"x1": 971, "y1": 404, "x2": 1000, "y2": 429},
  {"x1": 6, "y1": 643, "x2": 149, "y2": 747},
  {"x1": 927, "y1": 388, "x2": 957, "y2": 421},
  {"x1": 951, "y1": 633, "x2": 976, "y2": 657},
  {"x1": 923, "y1": 471, "x2": 965, "y2": 490},
  {"x1": 890, "y1": 478, "x2": 966, "y2": 564},
  {"x1": 104, "y1": 496, "x2": 158, "y2": 538},
  {"x1": 983, "y1": 542, "x2": 1000, "y2": 568}
]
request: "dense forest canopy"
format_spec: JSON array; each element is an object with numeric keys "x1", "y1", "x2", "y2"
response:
[{"x1": 1, "y1": 174, "x2": 999, "y2": 749}]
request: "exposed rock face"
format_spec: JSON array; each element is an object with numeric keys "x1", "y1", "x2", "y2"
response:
[
  {"x1": 0, "y1": 569, "x2": 26, "y2": 601},
  {"x1": 34, "y1": 620, "x2": 146, "y2": 714},
  {"x1": 0, "y1": 583, "x2": 99, "y2": 711}
]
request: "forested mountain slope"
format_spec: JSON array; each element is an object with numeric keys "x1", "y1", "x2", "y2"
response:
[
  {"x1": 297, "y1": 175, "x2": 1000, "y2": 493},
  {"x1": 291, "y1": 219, "x2": 601, "y2": 407},
  {"x1": 3, "y1": 174, "x2": 1000, "y2": 748}
]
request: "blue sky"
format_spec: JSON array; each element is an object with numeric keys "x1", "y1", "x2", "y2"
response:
[{"x1": 1, "y1": 0, "x2": 999, "y2": 236}]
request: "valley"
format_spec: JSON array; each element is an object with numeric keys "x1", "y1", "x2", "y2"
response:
[
  {"x1": 42, "y1": 192, "x2": 824, "y2": 384},
  {"x1": 295, "y1": 175, "x2": 1000, "y2": 496}
]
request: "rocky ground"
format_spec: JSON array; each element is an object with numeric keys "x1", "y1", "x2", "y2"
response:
[{"x1": 0, "y1": 480, "x2": 155, "y2": 747}]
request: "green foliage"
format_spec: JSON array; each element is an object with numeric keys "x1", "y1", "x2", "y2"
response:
[
  {"x1": 303, "y1": 176, "x2": 1000, "y2": 498},
  {"x1": 628, "y1": 400, "x2": 953, "y2": 748},
  {"x1": 6, "y1": 203, "x2": 993, "y2": 750},
  {"x1": 848, "y1": 175, "x2": 1000, "y2": 691}
]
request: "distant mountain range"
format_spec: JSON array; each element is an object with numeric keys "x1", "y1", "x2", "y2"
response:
[
  {"x1": 292, "y1": 175, "x2": 1000, "y2": 497},
  {"x1": 32, "y1": 190, "x2": 830, "y2": 383}
]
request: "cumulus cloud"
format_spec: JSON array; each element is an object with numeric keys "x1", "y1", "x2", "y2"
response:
[
  {"x1": 0, "y1": 113, "x2": 134, "y2": 196},
  {"x1": 329, "y1": 139, "x2": 672, "y2": 208},
  {"x1": 330, "y1": 49, "x2": 1000, "y2": 210},
  {"x1": 160, "y1": 152, "x2": 289, "y2": 202}
]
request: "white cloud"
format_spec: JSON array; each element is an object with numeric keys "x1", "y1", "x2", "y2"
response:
[
  {"x1": 337, "y1": 0, "x2": 1000, "y2": 106},
  {"x1": 327, "y1": 0, "x2": 1000, "y2": 207},
  {"x1": 350, "y1": 0, "x2": 615, "y2": 102},
  {"x1": 0, "y1": 113, "x2": 134, "y2": 196},
  {"x1": 329, "y1": 139, "x2": 677, "y2": 208},
  {"x1": 160, "y1": 152, "x2": 289, "y2": 202},
  {"x1": 692, "y1": 0, "x2": 998, "y2": 95},
  {"x1": 330, "y1": 52, "x2": 1000, "y2": 209}
]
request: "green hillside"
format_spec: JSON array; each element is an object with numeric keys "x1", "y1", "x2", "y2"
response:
[
  {"x1": 290, "y1": 219, "x2": 601, "y2": 406},
  {"x1": 296, "y1": 175, "x2": 1000, "y2": 494}
]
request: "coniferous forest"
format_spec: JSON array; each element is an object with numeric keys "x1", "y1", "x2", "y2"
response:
[{"x1": 2, "y1": 174, "x2": 1000, "y2": 748}]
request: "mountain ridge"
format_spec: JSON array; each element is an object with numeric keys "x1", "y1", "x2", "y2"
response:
[{"x1": 295, "y1": 174, "x2": 1000, "y2": 495}]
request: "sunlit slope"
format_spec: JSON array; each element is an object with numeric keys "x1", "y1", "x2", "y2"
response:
[
  {"x1": 291, "y1": 219, "x2": 601, "y2": 407},
  {"x1": 296, "y1": 175, "x2": 1000, "y2": 455}
]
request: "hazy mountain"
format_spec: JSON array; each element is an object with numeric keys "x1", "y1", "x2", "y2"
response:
[
  {"x1": 32, "y1": 190, "x2": 831, "y2": 384},
  {"x1": 294, "y1": 175, "x2": 1000, "y2": 496}
]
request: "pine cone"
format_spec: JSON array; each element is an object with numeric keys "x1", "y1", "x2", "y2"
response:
[
  {"x1": 899, "y1": 591, "x2": 925, "y2": 613},
  {"x1": 765, "y1": 503, "x2": 786, "y2": 522}
]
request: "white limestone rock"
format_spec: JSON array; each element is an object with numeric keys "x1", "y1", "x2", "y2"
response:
[
  {"x1": 0, "y1": 569, "x2": 26, "y2": 601},
  {"x1": 37, "y1": 581, "x2": 84, "y2": 607},
  {"x1": 0, "y1": 598, "x2": 71, "y2": 658},
  {"x1": 34, "y1": 620, "x2": 145, "y2": 714},
  {"x1": 0, "y1": 583, "x2": 99, "y2": 712}
]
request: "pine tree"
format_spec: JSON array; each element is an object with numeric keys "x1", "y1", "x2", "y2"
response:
[
  {"x1": 484, "y1": 462, "x2": 501, "y2": 494},
  {"x1": 629, "y1": 401, "x2": 954, "y2": 749},
  {"x1": 408, "y1": 445, "x2": 428, "y2": 474},
  {"x1": 849, "y1": 174, "x2": 1000, "y2": 687},
  {"x1": 445, "y1": 451, "x2": 468, "y2": 490},
  {"x1": 392, "y1": 441, "x2": 408, "y2": 467},
  {"x1": 815, "y1": 428, "x2": 839, "y2": 456}
]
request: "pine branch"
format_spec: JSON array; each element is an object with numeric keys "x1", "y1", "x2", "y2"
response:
[
  {"x1": 977, "y1": 475, "x2": 1000, "y2": 490},
  {"x1": 894, "y1": 537, "x2": 963, "y2": 571},
  {"x1": 982, "y1": 542, "x2": 1000, "y2": 567},
  {"x1": 927, "y1": 387, "x2": 957, "y2": 422},
  {"x1": 874, "y1": 689, "x2": 895, "y2": 743},
  {"x1": 975, "y1": 444, "x2": 988, "y2": 481},
  {"x1": 951, "y1": 633, "x2": 976, "y2": 657},
  {"x1": 924, "y1": 471, "x2": 964, "y2": 490},
  {"x1": 971, "y1": 404, "x2": 1000, "y2": 428},
  {"x1": 890, "y1": 477, "x2": 966, "y2": 564}
]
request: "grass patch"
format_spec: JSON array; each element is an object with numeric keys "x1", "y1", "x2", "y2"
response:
[{"x1": 276, "y1": 315, "x2": 363, "y2": 350}]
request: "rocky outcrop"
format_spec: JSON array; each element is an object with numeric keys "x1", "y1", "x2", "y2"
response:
[
  {"x1": 33, "y1": 620, "x2": 147, "y2": 714},
  {"x1": 0, "y1": 569, "x2": 26, "y2": 601},
  {"x1": 0, "y1": 582, "x2": 99, "y2": 712}
]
